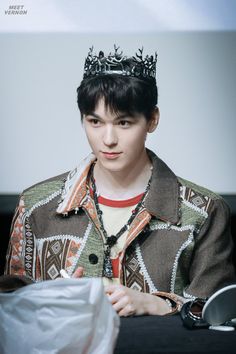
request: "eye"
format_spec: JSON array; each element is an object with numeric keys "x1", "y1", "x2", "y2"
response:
[
  {"x1": 87, "y1": 118, "x2": 101, "y2": 127},
  {"x1": 118, "y1": 120, "x2": 132, "y2": 127}
]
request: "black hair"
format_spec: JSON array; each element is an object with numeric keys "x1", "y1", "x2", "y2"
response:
[{"x1": 77, "y1": 74, "x2": 158, "y2": 121}]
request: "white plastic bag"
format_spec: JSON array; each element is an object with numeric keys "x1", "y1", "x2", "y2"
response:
[{"x1": 0, "y1": 278, "x2": 120, "y2": 354}]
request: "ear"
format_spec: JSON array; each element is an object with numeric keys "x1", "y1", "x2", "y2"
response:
[{"x1": 147, "y1": 107, "x2": 160, "y2": 133}]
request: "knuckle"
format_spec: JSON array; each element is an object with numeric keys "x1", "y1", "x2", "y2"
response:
[
  {"x1": 120, "y1": 289, "x2": 126, "y2": 297},
  {"x1": 124, "y1": 295, "x2": 130, "y2": 304}
]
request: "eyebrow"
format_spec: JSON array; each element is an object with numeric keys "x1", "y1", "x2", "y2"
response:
[{"x1": 85, "y1": 112, "x2": 136, "y2": 121}]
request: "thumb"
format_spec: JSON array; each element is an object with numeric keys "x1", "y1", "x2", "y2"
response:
[{"x1": 72, "y1": 266, "x2": 84, "y2": 278}]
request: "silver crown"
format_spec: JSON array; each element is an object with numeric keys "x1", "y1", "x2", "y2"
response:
[{"x1": 83, "y1": 45, "x2": 157, "y2": 80}]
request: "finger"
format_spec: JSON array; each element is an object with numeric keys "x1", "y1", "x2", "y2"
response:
[
  {"x1": 112, "y1": 295, "x2": 130, "y2": 313},
  {"x1": 105, "y1": 284, "x2": 121, "y2": 294},
  {"x1": 72, "y1": 267, "x2": 84, "y2": 278},
  {"x1": 118, "y1": 304, "x2": 135, "y2": 317},
  {"x1": 107, "y1": 288, "x2": 127, "y2": 305}
]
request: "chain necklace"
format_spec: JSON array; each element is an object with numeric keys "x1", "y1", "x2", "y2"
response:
[{"x1": 90, "y1": 163, "x2": 152, "y2": 278}]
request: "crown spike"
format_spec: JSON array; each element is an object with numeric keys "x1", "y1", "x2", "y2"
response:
[{"x1": 83, "y1": 45, "x2": 157, "y2": 80}]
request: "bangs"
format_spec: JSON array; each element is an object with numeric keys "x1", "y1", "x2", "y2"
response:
[{"x1": 77, "y1": 75, "x2": 157, "y2": 119}]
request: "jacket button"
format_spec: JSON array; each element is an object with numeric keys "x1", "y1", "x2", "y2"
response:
[{"x1": 89, "y1": 254, "x2": 98, "y2": 264}]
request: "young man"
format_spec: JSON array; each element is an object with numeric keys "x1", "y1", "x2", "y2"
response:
[{"x1": 5, "y1": 46, "x2": 236, "y2": 316}]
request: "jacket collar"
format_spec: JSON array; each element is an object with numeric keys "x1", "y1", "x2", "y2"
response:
[
  {"x1": 57, "y1": 150, "x2": 180, "y2": 225},
  {"x1": 144, "y1": 150, "x2": 180, "y2": 224},
  {"x1": 56, "y1": 153, "x2": 96, "y2": 214}
]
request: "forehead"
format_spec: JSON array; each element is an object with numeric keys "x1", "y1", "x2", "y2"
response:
[
  {"x1": 87, "y1": 98, "x2": 143, "y2": 121},
  {"x1": 94, "y1": 100, "x2": 125, "y2": 119}
]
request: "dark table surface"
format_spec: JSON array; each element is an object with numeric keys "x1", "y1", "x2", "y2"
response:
[{"x1": 114, "y1": 315, "x2": 236, "y2": 354}]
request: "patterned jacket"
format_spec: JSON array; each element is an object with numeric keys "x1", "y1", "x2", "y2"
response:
[{"x1": 5, "y1": 150, "x2": 236, "y2": 303}]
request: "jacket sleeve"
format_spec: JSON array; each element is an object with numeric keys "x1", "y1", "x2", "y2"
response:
[
  {"x1": 184, "y1": 198, "x2": 236, "y2": 299},
  {"x1": 4, "y1": 195, "x2": 40, "y2": 280}
]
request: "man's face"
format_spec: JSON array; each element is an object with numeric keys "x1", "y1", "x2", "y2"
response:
[{"x1": 83, "y1": 99, "x2": 158, "y2": 175}]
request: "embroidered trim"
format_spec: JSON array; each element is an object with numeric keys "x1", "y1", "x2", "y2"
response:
[
  {"x1": 26, "y1": 189, "x2": 62, "y2": 217},
  {"x1": 135, "y1": 242, "x2": 158, "y2": 293},
  {"x1": 170, "y1": 225, "x2": 195, "y2": 293},
  {"x1": 183, "y1": 290, "x2": 197, "y2": 300},
  {"x1": 179, "y1": 185, "x2": 185, "y2": 199},
  {"x1": 67, "y1": 222, "x2": 92, "y2": 276},
  {"x1": 36, "y1": 234, "x2": 84, "y2": 244},
  {"x1": 148, "y1": 223, "x2": 198, "y2": 295},
  {"x1": 24, "y1": 218, "x2": 36, "y2": 279},
  {"x1": 149, "y1": 223, "x2": 194, "y2": 232},
  {"x1": 182, "y1": 200, "x2": 208, "y2": 218}
]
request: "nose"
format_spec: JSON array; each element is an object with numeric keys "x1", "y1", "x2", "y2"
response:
[{"x1": 103, "y1": 125, "x2": 118, "y2": 147}]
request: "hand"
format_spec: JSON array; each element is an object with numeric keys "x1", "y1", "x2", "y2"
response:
[
  {"x1": 57, "y1": 267, "x2": 84, "y2": 280},
  {"x1": 105, "y1": 284, "x2": 171, "y2": 317}
]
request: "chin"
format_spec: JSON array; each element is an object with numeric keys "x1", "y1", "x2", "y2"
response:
[{"x1": 100, "y1": 160, "x2": 127, "y2": 173}]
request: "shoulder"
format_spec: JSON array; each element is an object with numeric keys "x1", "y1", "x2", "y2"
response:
[
  {"x1": 178, "y1": 176, "x2": 222, "y2": 201},
  {"x1": 21, "y1": 172, "x2": 69, "y2": 212},
  {"x1": 177, "y1": 176, "x2": 230, "y2": 217}
]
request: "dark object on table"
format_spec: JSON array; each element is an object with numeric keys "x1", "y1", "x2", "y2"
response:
[
  {"x1": 181, "y1": 284, "x2": 236, "y2": 329},
  {"x1": 181, "y1": 298, "x2": 208, "y2": 329},
  {"x1": 203, "y1": 284, "x2": 236, "y2": 326},
  {"x1": 0, "y1": 274, "x2": 34, "y2": 293}
]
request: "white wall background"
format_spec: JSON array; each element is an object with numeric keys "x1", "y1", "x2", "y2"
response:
[{"x1": 0, "y1": 1, "x2": 235, "y2": 194}]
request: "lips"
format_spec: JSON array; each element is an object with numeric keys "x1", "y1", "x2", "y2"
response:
[{"x1": 101, "y1": 151, "x2": 122, "y2": 159}]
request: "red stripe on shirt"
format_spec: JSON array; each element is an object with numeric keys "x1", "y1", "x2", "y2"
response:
[
  {"x1": 98, "y1": 194, "x2": 144, "y2": 207},
  {"x1": 111, "y1": 257, "x2": 120, "y2": 278},
  {"x1": 90, "y1": 187, "x2": 143, "y2": 207}
]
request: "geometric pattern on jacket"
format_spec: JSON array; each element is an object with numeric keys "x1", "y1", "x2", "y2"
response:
[{"x1": 5, "y1": 150, "x2": 236, "y2": 300}]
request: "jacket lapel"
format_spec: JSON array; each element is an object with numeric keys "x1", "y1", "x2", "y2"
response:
[{"x1": 144, "y1": 150, "x2": 180, "y2": 225}]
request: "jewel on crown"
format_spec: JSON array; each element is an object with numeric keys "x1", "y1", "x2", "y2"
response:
[{"x1": 83, "y1": 45, "x2": 157, "y2": 80}]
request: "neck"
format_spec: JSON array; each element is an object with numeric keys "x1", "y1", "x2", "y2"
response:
[{"x1": 93, "y1": 149, "x2": 152, "y2": 200}]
